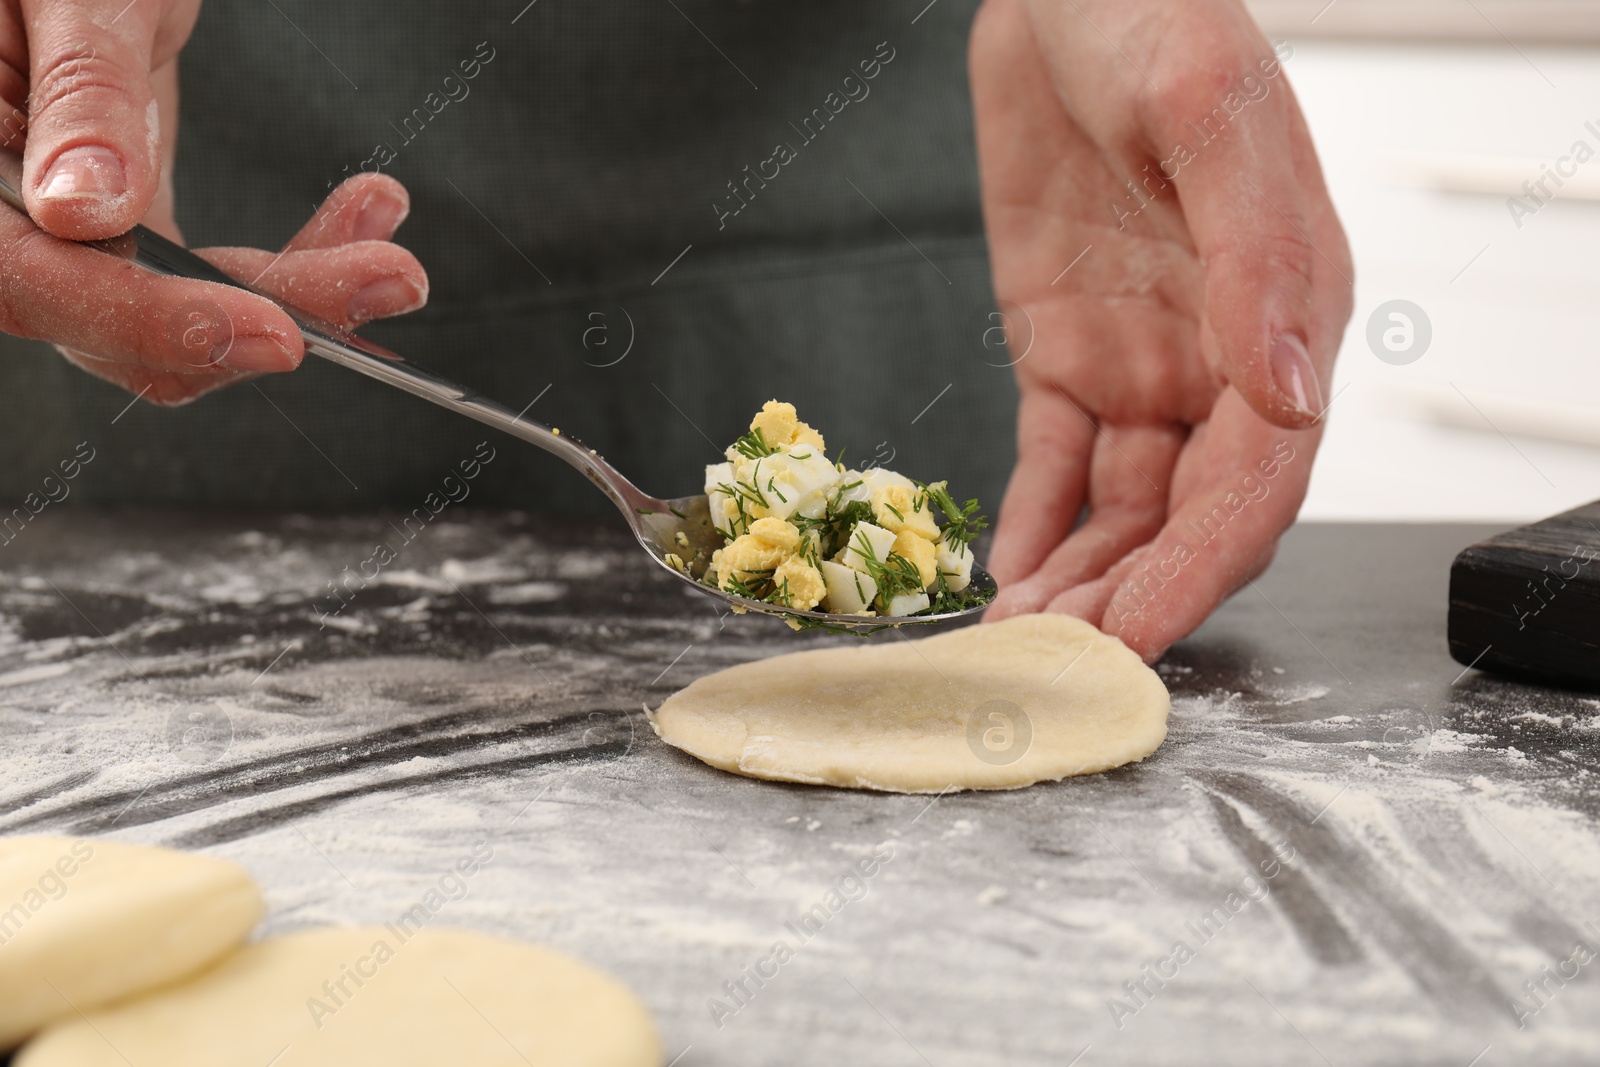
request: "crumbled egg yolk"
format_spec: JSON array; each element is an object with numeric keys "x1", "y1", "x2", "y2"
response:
[
  {"x1": 748, "y1": 400, "x2": 826, "y2": 454},
  {"x1": 716, "y1": 516, "x2": 801, "y2": 588},
  {"x1": 871, "y1": 484, "x2": 941, "y2": 541},
  {"x1": 890, "y1": 529, "x2": 938, "y2": 590},
  {"x1": 773, "y1": 555, "x2": 827, "y2": 611}
]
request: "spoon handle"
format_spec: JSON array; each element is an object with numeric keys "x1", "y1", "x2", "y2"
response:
[{"x1": 0, "y1": 149, "x2": 658, "y2": 515}]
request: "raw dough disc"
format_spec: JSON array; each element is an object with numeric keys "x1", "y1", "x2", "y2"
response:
[
  {"x1": 18, "y1": 926, "x2": 662, "y2": 1067},
  {"x1": 0, "y1": 836, "x2": 262, "y2": 1050},
  {"x1": 652, "y1": 613, "x2": 1169, "y2": 792}
]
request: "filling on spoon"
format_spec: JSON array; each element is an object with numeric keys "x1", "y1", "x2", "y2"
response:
[{"x1": 698, "y1": 401, "x2": 992, "y2": 622}]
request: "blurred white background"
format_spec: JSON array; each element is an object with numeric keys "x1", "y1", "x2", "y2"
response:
[{"x1": 1255, "y1": 4, "x2": 1600, "y2": 521}]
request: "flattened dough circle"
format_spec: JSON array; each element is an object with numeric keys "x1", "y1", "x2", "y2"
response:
[
  {"x1": 0, "y1": 836, "x2": 262, "y2": 1049},
  {"x1": 652, "y1": 614, "x2": 1169, "y2": 792},
  {"x1": 18, "y1": 926, "x2": 662, "y2": 1067}
]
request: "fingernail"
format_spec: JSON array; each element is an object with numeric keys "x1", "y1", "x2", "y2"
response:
[
  {"x1": 221, "y1": 336, "x2": 296, "y2": 372},
  {"x1": 1270, "y1": 333, "x2": 1323, "y2": 419},
  {"x1": 348, "y1": 276, "x2": 424, "y2": 321},
  {"x1": 39, "y1": 145, "x2": 127, "y2": 200},
  {"x1": 352, "y1": 193, "x2": 408, "y2": 241}
]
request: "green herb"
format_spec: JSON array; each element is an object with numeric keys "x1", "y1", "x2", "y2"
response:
[
  {"x1": 797, "y1": 533, "x2": 823, "y2": 572},
  {"x1": 719, "y1": 472, "x2": 780, "y2": 538},
  {"x1": 733, "y1": 426, "x2": 781, "y2": 461},
  {"x1": 927, "y1": 568, "x2": 997, "y2": 615},
  {"x1": 715, "y1": 481, "x2": 753, "y2": 539},
  {"x1": 791, "y1": 494, "x2": 872, "y2": 563},
  {"x1": 846, "y1": 527, "x2": 923, "y2": 608},
  {"x1": 833, "y1": 498, "x2": 873, "y2": 527},
  {"x1": 921, "y1": 480, "x2": 988, "y2": 550},
  {"x1": 879, "y1": 553, "x2": 926, "y2": 601},
  {"x1": 668, "y1": 504, "x2": 687, "y2": 519},
  {"x1": 784, "y1": 614, "x2": 896, "y2": 636},
  {"x1": 722, "y1": 568, "x2": 776, "y2": 601}
]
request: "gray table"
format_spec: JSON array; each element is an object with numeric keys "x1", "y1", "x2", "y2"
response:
[{"x1": 2, "y1": 514, "x2": 1597, "y2": 1066}]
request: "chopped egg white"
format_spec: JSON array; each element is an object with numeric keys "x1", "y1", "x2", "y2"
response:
[
  {"x1": 705, "y1": 461, "x2": 739, "y2": 537},
  {"x1": 857, "y1": 466, "x2": 915, "y2": 495},
  {"x1": 884, "y1": 591, "x2": 931, "y2": 617},
  {"x1": 820, "y1": 560, "x2": 877, "y2": 615},
  {"x1": 747, "y1": 446, "x2": 838, "y2": 521},
  {"x1": 837, "y1": 521, "x2": 896, "y2": 575},
  {"x1": 937, "y1": 539, "x2": 973, "y2": 593},
  {"x1": 834, "y1": 471, "x2": 872, "y2": 506}
]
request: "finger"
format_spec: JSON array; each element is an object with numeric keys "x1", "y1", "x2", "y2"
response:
[
  {"x1": 0, "y1": 6, "x2": 27, "y2": 152},
  {"x1": 200, "y1": 242, "x2": 427, "y2": 329},
  {"x1": 19, "y1": 0, "x2": 168, "y2": 239},
  {"x1": 286, "y1": 173, "x2": 412, "y2": 252},
  {"x1": 54, "y1": 344, "x2": 251, "y2": 406},
  {"x1": 988, "y1": 420, "x2": 1183, "y2": 620},
  {"x1": 986, "y1": 386, "x2": 1095, "y2": 587},
  {"x1": 0, "y1": 206, "x2": 302, "y2": 373},
  {"x1": 1137, "y1": 32, "x2": 1352, "y2": 430},
  {"x1": 1089, "y1": 390, "x2": 1321, "y2": 661}
]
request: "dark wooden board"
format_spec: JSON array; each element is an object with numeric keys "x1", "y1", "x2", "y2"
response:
[{"x1": 1448, "y1": 500, "x2": 1600, "y2": 691}]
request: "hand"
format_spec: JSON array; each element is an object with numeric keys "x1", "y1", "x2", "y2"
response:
[
  {"x1": 971, "y1": 0, "x2": 1353, "y2": 662},
  {"x1": 0, "y1": 0, "x2": 427, "y2": 404}
]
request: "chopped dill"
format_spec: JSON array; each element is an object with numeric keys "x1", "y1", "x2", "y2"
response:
[
  {"x1": 927, "y1": 568, "x2": 995, "y2": 615},
  {"x1": 721, "y1": 568, "x2": 776, "y2": 601},
  {"x1": 733, "y1": 426, "x2": 781, "y2": 461},
  {"x1": 921, "y1": 480, "x2": 988, "y2": 550},
  {"x1": 846, "y1": 527, "x2": 923, "y2": 606}
]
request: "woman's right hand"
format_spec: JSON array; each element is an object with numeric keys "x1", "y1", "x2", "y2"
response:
[{"x1": 0, "y1": 0, "x2": 428, "y2": 405}]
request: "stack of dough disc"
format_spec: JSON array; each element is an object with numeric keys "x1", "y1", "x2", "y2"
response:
[
  {"x1": 0, "y1": 837, "x2": 662, "y2": 1066},
  {"x1": 0, "y1": 836, "x2": 262, "y2": 1049}
]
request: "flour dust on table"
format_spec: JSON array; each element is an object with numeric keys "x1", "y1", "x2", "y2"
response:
[{"x1": 5, "y1": 517, "x2": 1598, "y2": 1065}]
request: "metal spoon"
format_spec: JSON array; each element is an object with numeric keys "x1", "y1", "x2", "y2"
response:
[{"x1": 0, "y1": 150, "x2": 994, "y2": 632}]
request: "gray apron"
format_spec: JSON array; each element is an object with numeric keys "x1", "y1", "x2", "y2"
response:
[{"x1": 0, "y1": 0, "x2": 1015, "y2": 513}]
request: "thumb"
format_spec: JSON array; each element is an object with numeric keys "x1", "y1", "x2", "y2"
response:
[{"x1": 20, "y1": 0, "x2": 162, "y2": 240}]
